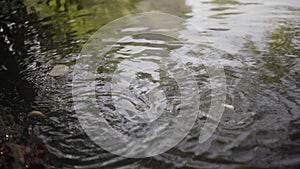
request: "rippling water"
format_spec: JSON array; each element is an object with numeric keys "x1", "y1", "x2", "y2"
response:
[{"x1": 1, "y1": 0, "x2": 300, "y2": 168}]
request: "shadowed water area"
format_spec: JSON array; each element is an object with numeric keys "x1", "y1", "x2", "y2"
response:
[{"x1": 0, "y1": 0, "x2": 299, "y2": 168}]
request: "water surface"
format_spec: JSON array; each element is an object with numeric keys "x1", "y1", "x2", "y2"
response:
[{"x1": 1, "y1": 0, "x2": 299, "y2": 168}]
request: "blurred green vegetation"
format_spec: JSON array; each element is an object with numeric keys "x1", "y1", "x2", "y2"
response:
[
  {"x1": 24, "y1": 0, "x2": 142, "y2": 54},
  {"x1": 262, "y1": 20, "x2": 298, "y2": 83}
]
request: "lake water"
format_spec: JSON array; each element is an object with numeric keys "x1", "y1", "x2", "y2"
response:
[{"x1": 0, "y1": 0, "x2": 299, "y2": 168}]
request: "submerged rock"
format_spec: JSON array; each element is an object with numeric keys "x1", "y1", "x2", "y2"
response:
[{"x1": 49, "y1": 65, "x2": 69, "y2": 77}]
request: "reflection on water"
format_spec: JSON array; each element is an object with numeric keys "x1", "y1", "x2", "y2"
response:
[{"x1": 1, "y1": 0, "x2": 300, "y2": 168}]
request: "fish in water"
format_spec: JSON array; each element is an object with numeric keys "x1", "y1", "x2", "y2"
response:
[
  {"x1": 28, "y1": 111, "x2": 47, "y2": 118},
  {"x1": 224, "y1": 104, "x2": 235, "y2": 110}
]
